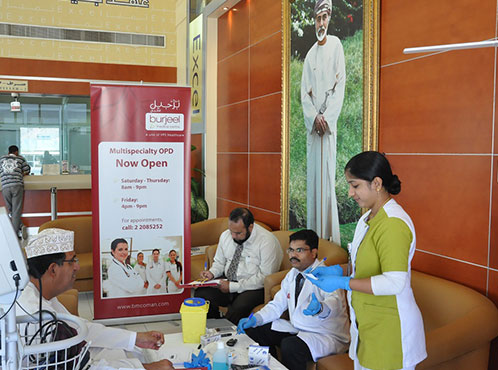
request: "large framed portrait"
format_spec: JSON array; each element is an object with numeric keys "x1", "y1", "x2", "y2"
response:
[{"x1": 281, "y1": 0, "x2": 379, "y2": 248}]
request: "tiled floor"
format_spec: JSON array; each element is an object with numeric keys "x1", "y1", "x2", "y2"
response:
[{"x1": 78, "y1": 291, "x2": 183, "y2": 334}]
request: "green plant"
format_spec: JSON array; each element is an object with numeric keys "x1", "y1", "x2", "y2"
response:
[{"x1": 191, "y1": 145, "x2": 209, "y2": 223}]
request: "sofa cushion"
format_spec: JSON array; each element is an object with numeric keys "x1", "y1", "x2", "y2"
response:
[
  {"x1": 270, "y1": 284, "x2": 281, "y2": 300},
  {"x1": 76, "y1": 252, "x2": 93, "y2": 280},
  {"x1": 317, "y1": 353, "x2": 352, "y2": 370},
  {"x1": 57, "y1": 289, "x2": 79, "y2": 316},
  {"x1": 38, "y1": 216, "x2": 93, "y2": 255},
  {"x1": 192, "y1": 218, "x2": 273, "y2": 248}
]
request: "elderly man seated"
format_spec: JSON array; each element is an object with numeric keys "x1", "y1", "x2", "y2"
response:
[
  {"x1": 18, "y1": 228, "x2": 174, "y2": 370},
  {"x1": 237, "y1": 229, "x2": 350, "y2": 370}
]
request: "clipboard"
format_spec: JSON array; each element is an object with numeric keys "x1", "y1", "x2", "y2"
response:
[{"x1": 178, "y1": 279, "x2": 221, "y2": 288}]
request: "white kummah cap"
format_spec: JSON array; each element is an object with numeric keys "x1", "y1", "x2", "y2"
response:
[
  {"x1": 25, "y1": 228, "x2": 74, "y2": 258},
  {"x1": 314, "y1": 0, "x2": 332, "y2": 16}
]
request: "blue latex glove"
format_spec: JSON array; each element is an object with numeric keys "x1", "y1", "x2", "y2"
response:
[
  {"x1": 237, "y1": 315, "x2": 258, "y2": 334},
  {"x1": 184, "y1": 349, "x2": 212, "y2": 370},
  {"x1": 305, "y1": 264, "x2": 344, "y2": 278},
  {"x1": 303, "y1": 292, "x2": 322, "y2": 316},
  {"x1": 307, "y1": 275, "x2": 352, "y2": 293}
]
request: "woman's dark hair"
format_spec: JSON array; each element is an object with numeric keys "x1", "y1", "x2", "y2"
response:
[
  {"x1": 345, "y1": 151, "x2": 401, "y2": 195},
  {"x1": 168, "y1": 250, "x2": 181, "y2": 272},
  {"x1": 110, "y1": 238, "x2": 128, "y2": 251}
]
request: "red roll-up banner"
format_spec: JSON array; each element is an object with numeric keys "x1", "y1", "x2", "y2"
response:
[{"x1": 91, "y1": 84, "x2": 191, "y2": 319}]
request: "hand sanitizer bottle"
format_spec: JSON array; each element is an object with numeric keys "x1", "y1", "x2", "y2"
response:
[{"x1": 213, "y1": 341, "x2": 228, "y2": 370}]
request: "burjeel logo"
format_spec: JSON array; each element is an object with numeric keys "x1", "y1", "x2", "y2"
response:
[{"x1": 145, "y1": 113, "x2": 184, "y2": 131}]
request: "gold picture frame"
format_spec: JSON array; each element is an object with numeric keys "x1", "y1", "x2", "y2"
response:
[{"x1": 280, "y1": 0, "x2": 379, "y2": 231}]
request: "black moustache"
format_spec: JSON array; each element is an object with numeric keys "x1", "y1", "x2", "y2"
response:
[{"x1": 290, "y1": 258, "x2": 300, "y2": 263}]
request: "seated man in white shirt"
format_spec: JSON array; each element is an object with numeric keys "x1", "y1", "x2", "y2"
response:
[
  {"x1": 237, "y1": 229, "x2": 350, "y2": 370},
  {"x1": 18, "y1": 228, "x2": 174, "y2": 370},
  {"x1": 195, "y1": 208, "x2": 283, "y2": 324}
]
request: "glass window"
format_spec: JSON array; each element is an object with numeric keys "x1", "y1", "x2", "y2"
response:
[
  {"x1": 189, "y1": 0, "x2": 214, "y2": 21},
  {"x1": 0, "y1": 94, "x2": 90, "y2": 175}
]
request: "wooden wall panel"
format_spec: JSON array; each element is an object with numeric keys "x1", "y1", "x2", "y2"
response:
[
  {"x1": 249, "y1": 32, "x2": 282, "y2": 99},
  {"x1": 379, "y1": 49, "x2": 494, "y2": 153},
  {"x1": 249, "y1": 0, "x2": 281, "y2": 44},
  {"x1": 216, "y1": 0, "x2": 282, "y2": 230},
  {"x1": 217, "y1": 49, "x2": 249, "y2": 106},
  {"x1": 249, "y1": 93, "x2": 282, "y2": 152},
  {"x1": 218, "y1": 101, "x2": 249, "y2": 152},
  {"x1": 217, "y1": 0, "x2": 250, "y2": 60},
  {"x1": 0, "y1": 57, "x2": 177, "y2": 82},
  {"x1": 0, "y1": 189, "x2": 91, "y2": 228},
  {"x1": 380, "y1": 0, "x2": 496, "y2": 66},
  {"x1": 0, "y1": 57, "x2": 177, "y2": 96},
  {"x1": 217, "y1": 153, "x2": 248, "y2": 204},
  {"x1": 388, "y1": 155, "x2": 490, "y2": 265},
  {"x1": 380, "y1": 0, "x2": 498, "y2": 313}
]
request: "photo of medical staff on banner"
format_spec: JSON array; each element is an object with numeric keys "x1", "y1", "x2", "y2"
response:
[
  {"x1": 289, "y1": 0, "x2": 363, "y2": 248},
  {"x1": 101, "y1": 235, "x2": 183, "y2": 298}
]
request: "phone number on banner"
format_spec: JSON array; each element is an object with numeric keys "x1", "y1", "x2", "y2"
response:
[{"x1": 122, "y1": 223, "x2": 164, "y2": 230}]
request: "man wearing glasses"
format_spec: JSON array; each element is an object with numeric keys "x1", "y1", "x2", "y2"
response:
[
  {"x1": 237, "y1": 229, "x2": 349, "y2": 370},
  {"x1": 18, "y1": 228, "x2": 175, "y2": 370},
  {"x1": 195, "y1": 208, "x2": 282, "y2": 324}
]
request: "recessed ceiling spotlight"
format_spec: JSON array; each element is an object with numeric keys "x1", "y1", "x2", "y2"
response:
[
  {"x1": 232, "y1": 8, "x2": 238, "y2": 11},
  {"x1": 223, "y1": 6, "x2": 229, "y2": 10}
]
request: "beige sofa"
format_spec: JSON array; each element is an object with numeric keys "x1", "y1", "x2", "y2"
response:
[
  {"x1": 190, "y1": 217, "x2": 272, "y2": 279},
  {"x1": 263, "y1": 268, "x2": 498, "y2": 370},
  {"x1": 202, "y1": 229, "x2": 348, "y2": 318},
  {"x1": 57, "y1": 289, "x2": 79, "y2": 316},
  {"x1": 204, "y1": 230, "x2": 348, "y2": 277},
  {"x1": 38, "y1": 216, "x2": 271, "y2": 292}
]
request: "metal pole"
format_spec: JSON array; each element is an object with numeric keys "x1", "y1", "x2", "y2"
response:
[
  {"x1": 0, "y1": 293, "x2": 19, "y2": 370},
  {"x1": 50, "y1": 187, "x2": 57, "y2": 220},
  {"x1": 404, "y1": 40, "x2": 498, "y2": 54}
]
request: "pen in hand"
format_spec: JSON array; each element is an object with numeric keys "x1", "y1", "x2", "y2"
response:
[
  {"x1": 199, "y1": 262, "x2": 209, "y2": 282},
  {"x1": 237, "y1": 312, "x2": 254, "y2": 335},
  {"x1": 310, "y1": 257, "x2": 327, "y2": 273}
]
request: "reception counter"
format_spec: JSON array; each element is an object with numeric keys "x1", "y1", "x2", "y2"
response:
[
  {"x1": 24, "y1": 174, "x2": 91, "y2": 190},
  {"x1": 0, "y1": 174, "x2": 92, "y2": 230}
]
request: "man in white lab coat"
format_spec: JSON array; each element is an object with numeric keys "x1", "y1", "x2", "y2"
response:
[
  {"x1": 18, "y1": 228, "x2": 174, "y2": 370},
  {"x1": 301, "y1": 0, "x2": 345, "y2": 244},
  {"x1": 237, "y1": 229, "x2": 349, "y2": 370}
]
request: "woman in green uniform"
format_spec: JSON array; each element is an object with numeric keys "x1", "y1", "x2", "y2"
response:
[{"x1": 308, "y1": 151, "x2": 426, "y2": 370}]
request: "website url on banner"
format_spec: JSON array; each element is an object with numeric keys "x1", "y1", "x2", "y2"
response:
[{"x1": 116, "y1": 301, "x2": 170, "y2": 310}]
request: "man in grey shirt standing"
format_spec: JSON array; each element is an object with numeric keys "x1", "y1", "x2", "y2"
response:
[{"x1": 0, "y1": 145, "x2": 30, "y2": 238}]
